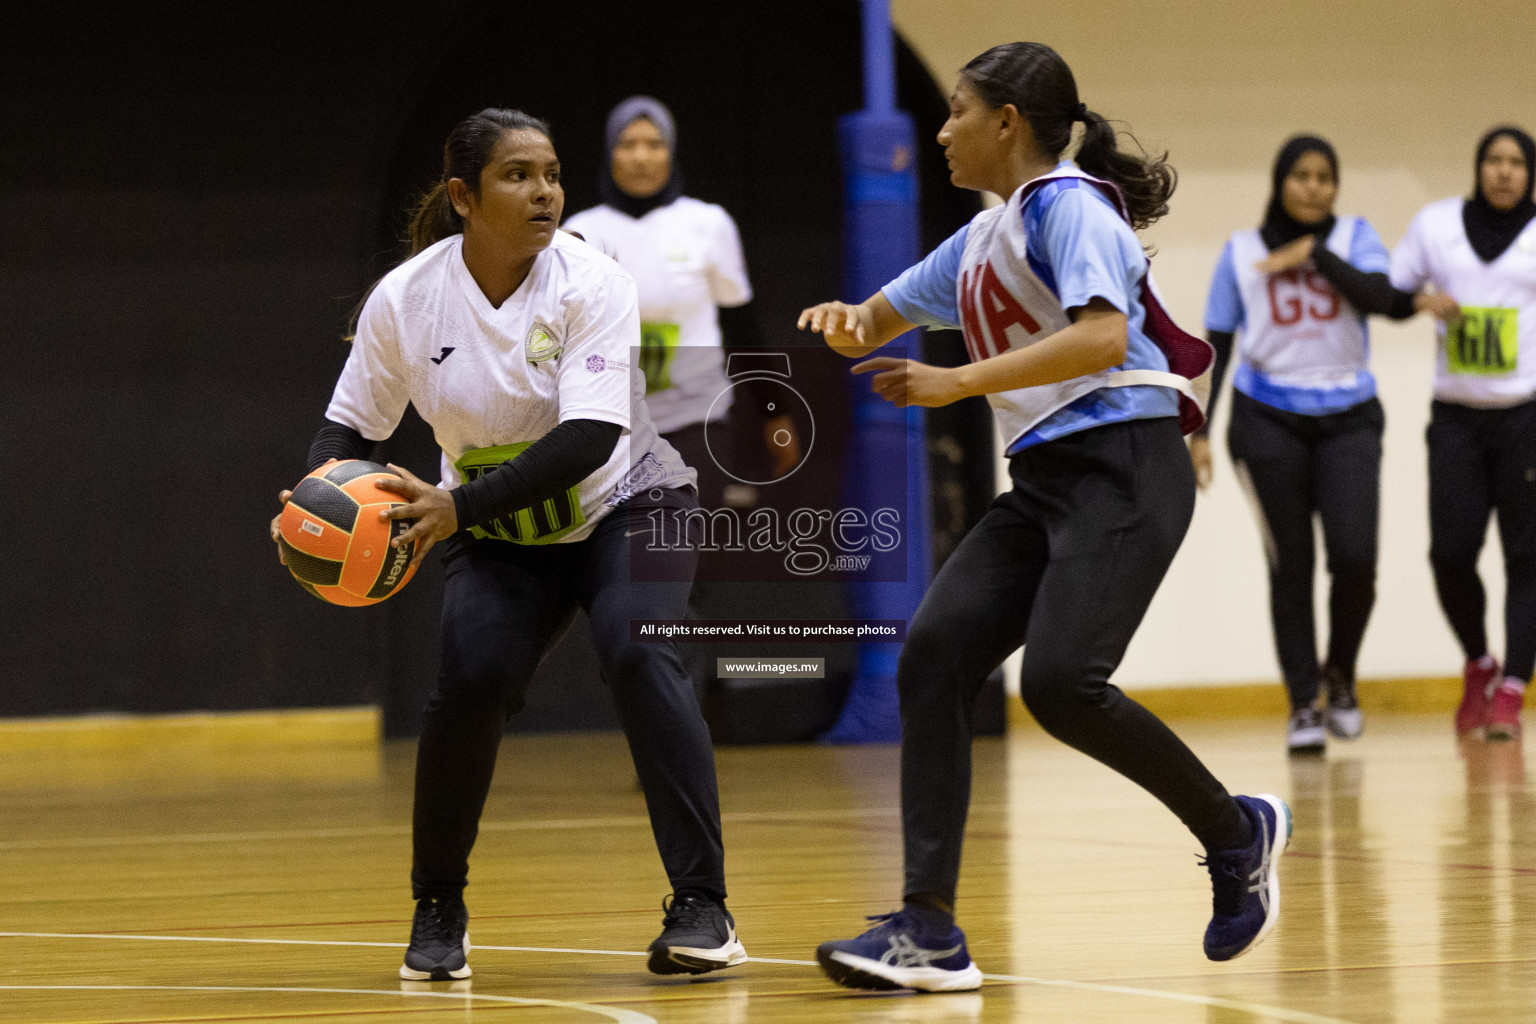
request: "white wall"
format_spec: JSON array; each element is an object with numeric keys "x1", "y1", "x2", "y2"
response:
[{"x1": 892, "y1": 1, "x2": 1526, "y2": 687}]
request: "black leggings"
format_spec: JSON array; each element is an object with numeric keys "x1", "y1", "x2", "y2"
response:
[
  {"x1": 899, "y1": 417, "x2": 1245, "y2": 906},
  {"x1": 1428, "y1": 399, "x2": 1536, "y2": 683},
  {"x1": 1227, "y1": 393, "x2": 1383, "y2": 708},
  {"x1": 410, "y1": 489, "x2": 727, "y2": 901}
]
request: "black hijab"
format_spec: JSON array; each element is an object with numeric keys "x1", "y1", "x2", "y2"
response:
[
  {"x1": 1260, "y1": 135, "x2": 1339, "y2": 251},
  {"x1": 1462, "y1": 126, "x2": 1536, "y2": 263},
  {"x1": 599, "y1": 95, "x2": 686, "y2": 219}
]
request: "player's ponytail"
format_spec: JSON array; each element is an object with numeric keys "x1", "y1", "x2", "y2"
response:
[
  {"x1": 346, "y1": 108, "x2": 555, "y2": 340},
  {"x1": 405, "y1": 107, "x2": 555, "y2": 256},
  {"x1": 960, "y1": 42, "x2": 1175, "y2": 230}
]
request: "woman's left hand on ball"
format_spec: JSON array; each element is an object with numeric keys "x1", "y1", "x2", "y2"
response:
[{"x1": 375, "y1": 464, "x2": 459, "y2": 569}]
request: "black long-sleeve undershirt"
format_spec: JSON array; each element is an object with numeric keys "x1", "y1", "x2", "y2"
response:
[
  {"x1": 450, "y1": 419, "x2": 621, "y2": 532},
  {"x1": 1197, "y1": 330, "x2": 1235, "y2": 437},
  {"x1": 1309, "y1": 245, "x2": 1417, "y2": 320},
  {"x1": 303, "y1": 417, "x2": 622, "y2": 534},
  {"x1": 307, "y1": 420, "x2": 373, "y2": 471}
]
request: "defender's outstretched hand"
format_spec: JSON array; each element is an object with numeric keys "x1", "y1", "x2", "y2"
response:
[
  {"x1": 852, "y1": 357, "x2": 965, "y2": 409},
  {"x1": 797, "y1": 300, "x2": 871, "y2": 357},
  {"x1": 796, "y1": 292, "x2": 916, "y2": 359}
]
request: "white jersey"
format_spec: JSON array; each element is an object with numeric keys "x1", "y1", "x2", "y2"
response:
[
  {"x1": 1229, "y1": 219, "x2": 1376, "y2": 412},
  {"x1": 1391, "y1": 196, "x2": 1536, "y2": 408},
  {"x1": 325, "y1": 231, "x2": 694, "y2": 544},
  {"x1": 563, "y1": 197, "x2": 752, "y2": 434}
]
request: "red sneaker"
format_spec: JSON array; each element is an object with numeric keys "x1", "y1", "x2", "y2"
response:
[
  {"x1": 1487, "y1": 680, "x2": 1525, "y2": 741},
  {"x1": 1455, "y1": 656, "x2": 1500, "y2": 735}
]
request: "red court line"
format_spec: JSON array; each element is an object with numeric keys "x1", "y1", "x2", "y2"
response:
[{"x1": 96, "y1": 1006, "x2": 522, "y2": 1024}]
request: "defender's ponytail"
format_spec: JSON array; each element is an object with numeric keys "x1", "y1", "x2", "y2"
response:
[{"x1": 960, "y1": 42, "x2": 1175, "y2": 230}]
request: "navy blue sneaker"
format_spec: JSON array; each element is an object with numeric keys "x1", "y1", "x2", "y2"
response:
[
  {"x1": 1203, "y1": 793, "x2": 1291, "y2": 961},
  {"x1": 816, "y1": 908, "x2": 983, "y2": 991}
]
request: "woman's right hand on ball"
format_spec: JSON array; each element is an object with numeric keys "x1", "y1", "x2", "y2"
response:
[{"x1": 270, "y1": 490, "x2": 292, "y2": 565}]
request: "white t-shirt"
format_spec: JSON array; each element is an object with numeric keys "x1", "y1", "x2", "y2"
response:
[
  {"x1": 563, "y1": 197, "x2": 752, "y2": 434},
  {"x1": 1390, "y1": 196, "x2": 1536, "y2": 408},
  {"x1": 325, "y1": 231, "x2": 694, "y2": 543}
]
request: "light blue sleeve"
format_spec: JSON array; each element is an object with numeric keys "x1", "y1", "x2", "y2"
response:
[
  {"x1": 1035, "y1": 188, "x2": 1145, "y2": 315},
  {"x1": 882, "y1": 225, "x2": 969, "y2": 329},
  {"x1": 1204, "y1": 240, "x2": 1245, "y2": 332},
  {"x1": 1348, "y1": 218, "x2": 1391, "y2": 275}
]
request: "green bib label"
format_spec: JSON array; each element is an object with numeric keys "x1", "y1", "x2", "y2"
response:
[
  {"x1": 639, "y1": 321, "x2": 681, "y2": 394},
  {"x1": 1447, "y1": 306, "x2": 1518, "y2": 376},
  {"x1": 454, "y1": 442, "x2": 585, "y2": 545}
]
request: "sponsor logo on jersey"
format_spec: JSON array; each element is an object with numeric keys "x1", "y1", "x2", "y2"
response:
[
  {"x1": 526, "y1": 322, "x2": 562, "y2": 363},
  {"x1": 430, "y1": 346, "x2": 456, "y2": 364},
  {"x1": 584, "y1": 354, "x2": 630, "y2": 373}
]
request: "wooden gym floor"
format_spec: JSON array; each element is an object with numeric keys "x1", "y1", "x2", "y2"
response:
[{"x1": 0, "y1": 711, "x2": 1531, "y2": 1022}]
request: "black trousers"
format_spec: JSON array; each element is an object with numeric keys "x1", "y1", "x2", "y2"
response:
[
  {"x1": 899, "y1": 417, "x2": 1243, "y2": 906},
  {"x1": 410, "y1": 489, "x2": 728, "y2": 901},
  {"x1": 1427, "y1": 399, "x2": 1536, "y2": 683},
  {"x1": 1227, "y1": 392, "x2": 1383, "y2": 709}
]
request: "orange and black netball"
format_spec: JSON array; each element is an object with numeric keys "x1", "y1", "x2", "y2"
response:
[{"x1": 278, "y1": 460, "x2": 418, "y2": 606}]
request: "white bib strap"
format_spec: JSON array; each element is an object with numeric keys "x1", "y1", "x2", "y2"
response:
[{"x1": 1104, "y1": 368, "x2": 1209, "y2": 412}]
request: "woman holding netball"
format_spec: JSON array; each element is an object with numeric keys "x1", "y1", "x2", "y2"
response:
[
  {"x1": 1391, "y1": 126, "x2": 1536, "y2": 741},
  {"x1": 271, "y1": 108, "x2": 744, "y2": 981},
  {"x1": 798, "y1": 42, "x2": 1288, "y2": 991},
  {"x1": 1195, "y1": 135, "x2": 1454, "y2": 754}
]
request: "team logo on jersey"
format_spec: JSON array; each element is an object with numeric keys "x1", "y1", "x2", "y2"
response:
[{"x1": 526, "y1": 322, "x2": 562, "y2": 363}]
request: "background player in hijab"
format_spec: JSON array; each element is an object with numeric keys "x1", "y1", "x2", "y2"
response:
[
  {"x1": 798, "y1": 42, "x2": 1288, "y2": 992},
  {"x1": 1196, "y1": 136, "x2": 1453, "y2": 753},
  {"x1": 565, "y1": 97, "x2": 799, "y2": 694},
  {"x1": 1391, "y1": 125, "x2": 1536, "y2": 741},
  {"x1": 270, "y1": 108, "x2": 745, "y2": 982},
  {"x1": 565, "y1": 96, "x2": 799, "y2": 504}
]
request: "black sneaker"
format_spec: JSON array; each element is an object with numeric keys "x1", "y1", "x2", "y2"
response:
[
  {"x1": 646, "y1": 892, "x2": 747, "y2": 975},
  {"x1": 400, "y1": 895, "x2": 471, "y2": 981}
]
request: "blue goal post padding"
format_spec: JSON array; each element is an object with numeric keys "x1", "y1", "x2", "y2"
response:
[{"x1": 822, "y1": 106, "x2": 932, "y2": 744}]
